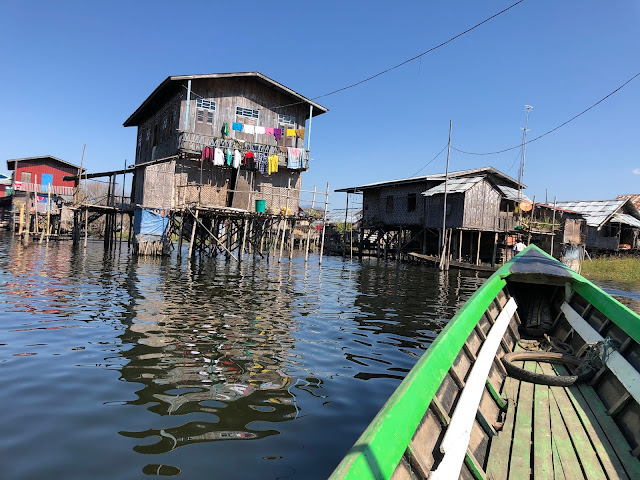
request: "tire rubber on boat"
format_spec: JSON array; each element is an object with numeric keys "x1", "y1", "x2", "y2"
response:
[{"x1": 502, "y1": 351, "x2": 596, "y2": 387}]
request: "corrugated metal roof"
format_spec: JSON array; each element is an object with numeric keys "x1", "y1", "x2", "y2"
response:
[
  {"x1": 124, "y1": 72, "x2": 328, "y2": 127},
  {"x1": 617, "y1": 194, "x2": 640, "y2": 210},
  {"x1": 422, "y1": 176, "x2": 484, "y2": 196},
  {"x1": 611, "y1": 212, "x2": 640, "y2": 228},
  {"x1": 555, "y1": 199, "x2": 627, "y2": 227},
  {"x1": 324, "y1": 208, "x2": 362, "y2": 224},
  {"x1": 336, "y1": 167, "x2": 524, "y2": 193},
  {"x1": 6, "y1": 156, "x2": 82, "y2": 171},
  {"x1": 496, "y1": 185, "x2": 531, "y2": 203}
]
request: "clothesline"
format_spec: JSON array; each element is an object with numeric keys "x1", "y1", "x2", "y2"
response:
[
  {"x1": 200, "y1": 145, "x2": 308, "y2": 174},
  {"x1": 228, "y1": 121, "x2": 305, "y2": 140}
]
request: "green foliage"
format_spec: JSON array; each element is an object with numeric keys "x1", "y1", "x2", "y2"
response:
[
  {"x1": 581, "y1": 256, "x2": 640, "y2": 284},
  {"x1": 333, "y1": 221, "x2": 353, "y2": 234}
]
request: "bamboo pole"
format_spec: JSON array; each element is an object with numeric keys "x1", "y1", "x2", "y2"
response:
[
  {"x1": 46, "y1": 185, "x2": 51, "y2": 243},
  {"x1": 188, "y1": 208, "x2": 199, "y2": 257},
  {"x1": 476, "y1": 231, "x2": 482, "y2": 265},
  {"x1": 319, "y1": 182, "x2": 329, "y2": 265},
  {"x1": 550, "y1": 197, "x2": 557, "y2": 256},
  {"x1": 305, "y1": 185, "x2": 316, "y2": 263},
  {"x1": 527, "y1": 195, "x2": 536, "y2": 245},
  {"x1": 278, "y1": 218, "x2": 287, "y2": 263}
]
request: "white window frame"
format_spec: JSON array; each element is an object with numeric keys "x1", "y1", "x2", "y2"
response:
[
  {"x1": 236, "y1": 106, "x2": 259, "y2": 119},
  {"x1": 196, "y1": 98, "x2": 216, "y2": 111},
  {"x1": 278, "y1": 113, "x2": 296, "y2": 126}
]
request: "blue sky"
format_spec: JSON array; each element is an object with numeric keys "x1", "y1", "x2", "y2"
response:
[{"x1": 1, "y1": 1, "x2": 638, "y2": 207}]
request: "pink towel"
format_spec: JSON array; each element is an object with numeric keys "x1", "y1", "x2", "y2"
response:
[{"x1": 265, "y1": 127, "x2": 274, "y2": 135}]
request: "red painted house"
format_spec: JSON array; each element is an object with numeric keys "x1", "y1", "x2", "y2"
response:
[{"x1": 6, "y1": 156, "x2": 81, "y2": 197}]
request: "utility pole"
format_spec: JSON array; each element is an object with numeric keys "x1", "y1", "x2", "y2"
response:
[
  {"x1": 517, "y1": 105, "x2": 533, "y2": 203},
  {"x1": 439, "y1": 120, "x2": 452, "y2": 270}
]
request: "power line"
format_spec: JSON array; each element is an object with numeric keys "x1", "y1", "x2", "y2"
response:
[
  {"x1": 264, "y1": 0, "x2": 527, "y2": 111},
  {"x1": 452, "y1": 70, "x2": 640, "y2": 156},
  {"x1": 410, "y1": 144, "x2": 449, "y2": 177}
]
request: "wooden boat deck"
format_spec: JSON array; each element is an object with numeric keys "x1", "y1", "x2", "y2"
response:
[{"x1": 487, "y1": 358, "x2": 637, "y2": 479}]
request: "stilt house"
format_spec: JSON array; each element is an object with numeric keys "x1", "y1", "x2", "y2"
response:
[
  {"x1": 336, "y1": 167, "x2": 530, "y2": 263},
  {"x1": 123, "y1": 72, "x2": 328, "y2": 214},
  {"x1": 555, "y1": 198, "x2": 640, "y2": 251}
]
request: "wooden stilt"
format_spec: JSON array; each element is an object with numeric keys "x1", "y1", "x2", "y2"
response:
[
  {"x1": 278, "y1": 218, "x2": 287, "y2": 263},
  {"x1": 458, "y1": 229, "x2": 462, "y2": 261},
  {"x1": 476, "y1": 231, "x2": 482, "y2": 265},
  {"x1": 492, "y1": 232, "x2": 498, "y2": 267},
  {"x1": 319, "y1": 182, "x2": 329, "y2": 265},
  {"x1": 188, "y1": 208, "x2": 199, "y2": 257}
]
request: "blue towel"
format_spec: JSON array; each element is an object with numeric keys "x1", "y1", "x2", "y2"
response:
[{"x1": 232, "y1": 122, "x2": 243, "y2": 132}]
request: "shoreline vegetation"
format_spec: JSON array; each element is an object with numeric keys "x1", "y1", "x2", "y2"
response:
[{"x1": 580, "y1": 255, "x2": 640, "y2": 284}]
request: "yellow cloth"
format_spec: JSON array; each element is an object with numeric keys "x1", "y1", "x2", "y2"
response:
[
  {"x1": 295, "y1": 129, "x2": 305, "y2": 138},
  {"x1": 286, "y1": 129, "x2": 296, "y2": 137},
  {"x1": 268, "y1": 154, "x2": 279, "y2": 175}
]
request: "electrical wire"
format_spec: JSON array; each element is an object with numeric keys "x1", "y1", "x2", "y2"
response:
[
  {"x1": 410, "y1": 144, "x2": 449, "y2": 177},
  {"x1": 233, "y1": 0, "x2": 527, "y2": 111},
  {"x1": 452, "y1": 70, "x2": 640, "y2": 156}
]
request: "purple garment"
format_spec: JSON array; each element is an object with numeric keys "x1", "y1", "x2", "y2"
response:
[{"x1": 274, "y1": 128, "x2": 282, "y2": 141}]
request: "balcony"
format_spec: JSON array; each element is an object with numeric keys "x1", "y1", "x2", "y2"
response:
[
  {"x1": 13, "y1": 182, "x2": 74, "y2": 197},
  {"x1": 177, "y1": 130, "x2": 310, "y2": 168}
]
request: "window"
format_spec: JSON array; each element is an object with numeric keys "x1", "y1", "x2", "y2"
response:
[
  {"x1": 167, "y1": 109, "x2": 174, "y2": 137},
  {"x1": 152, "y1": 123, "x2": 159, "y2": 147},
  {"x1": 386, "y1": 196, "x2": 394, "y2": 214},
  {"x1": 407, "y1": 193, "x2": 417, "y2": 212},
  {"x1": 197, "y1": 110, "x2": 204, "y2": 122},
  {"x1": 278, "y1": 113, "x2": 296, "y2": 126},
  {"x1": 196, "y1": 98, "x2": 216, "y2": 111},
  {"x1": 236, "y1": 106, "x2": 259, "y2": 119},
  {"x1": 207, "y1": 110, "x2": 214, "y2": 124}
]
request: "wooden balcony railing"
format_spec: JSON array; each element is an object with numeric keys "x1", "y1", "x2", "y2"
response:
[
  {"x1": 178, "y1": 130, "x2": 310, "y2": 164},
  {"x1": 14, "y1": 182, "x2": 74, "y2": 196}
]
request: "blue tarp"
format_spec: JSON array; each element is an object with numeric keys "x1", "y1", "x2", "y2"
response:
[{"x1": 133, "y1": 208, "x2": 169, "y2": 242}]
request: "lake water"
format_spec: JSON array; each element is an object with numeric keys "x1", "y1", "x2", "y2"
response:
[{"x1": 1, "y1": 231, "x2": 638, "y2": 479}]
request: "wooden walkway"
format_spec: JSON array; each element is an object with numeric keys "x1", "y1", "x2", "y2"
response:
[
  {"x1": 486, "y1": 359, "x2": 640, "y2": 479},
  {"x1": 406, "y1": 252, "x2": 498, "y2": 273}
]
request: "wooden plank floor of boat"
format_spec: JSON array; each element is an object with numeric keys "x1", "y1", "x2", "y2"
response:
[{"x1": 485, "y1": 359, "x2": 639, "y2": 479}]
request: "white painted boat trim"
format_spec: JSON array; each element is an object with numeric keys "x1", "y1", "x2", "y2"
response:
[
  {"x1": 430, "y1": 297, "x2": 518, "y2": 480},
  {"x1": 560, "y1": 302, "x2": 640, "y2": 406}
]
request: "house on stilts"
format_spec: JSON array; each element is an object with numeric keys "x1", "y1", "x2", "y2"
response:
[
  {"x1": 122, "y1": 72, "x2": 328, "y2": 256},
  {"x1": 337, "y1": 166, "x2": 587, "y2": 268}
]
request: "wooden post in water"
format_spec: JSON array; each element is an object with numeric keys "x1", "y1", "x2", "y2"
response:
[
  {"x1": 188, "y1": 209, "x2": 198, "y2": 258},
  {"x1": 18, "y1": 203, "x2": 24, "y2": 236},
  {"x1": 319, "y1": 183, "x2": 329, "y2": 265},
  {"x1": 46, "y1": 185, "x2": 51, "y2": 243},
  {"x1": 24, "y1": 193, "x2": 32, "y2": 244},
  {"x1": 278, "y1": 218, "x2": 287, "y2": 263},
  {"x1": 476, "y1": 231, "x2": 482, "y2": 265},
  {"x1": 305, "y1": 185, "x2": 316, "y2": 263},
  {"x1": 491, "y1": 232, "x2": 498, "y2": 267},
  {"x1": 550, "y1": 197, "x2": 557, "y2": 256}
]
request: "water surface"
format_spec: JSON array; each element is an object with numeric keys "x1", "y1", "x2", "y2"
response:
[{"x1": 1, "y1": 232, "x2": 637, "y2": 479}]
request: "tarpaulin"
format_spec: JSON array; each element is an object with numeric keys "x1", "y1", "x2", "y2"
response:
[{"x1": 133, "y1": 208, "x2": 169, "y2": 242}]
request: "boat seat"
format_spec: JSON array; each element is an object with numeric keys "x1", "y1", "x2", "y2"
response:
[{"x1": 485, "y1": 353, "x2": 640, "y2": 479}]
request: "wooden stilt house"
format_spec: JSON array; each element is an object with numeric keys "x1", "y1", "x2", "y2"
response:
[{"x1": 122, "y1": 72, "x2": 328, "y2": 252}]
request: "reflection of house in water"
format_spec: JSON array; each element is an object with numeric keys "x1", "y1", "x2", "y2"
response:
[{"x1": 117, "y1": 266, "x2": 301, "y2": 453}]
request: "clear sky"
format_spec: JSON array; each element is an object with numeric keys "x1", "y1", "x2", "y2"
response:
[{"x1": 1, "y1": 1, "x2": 638, "y2": 207}]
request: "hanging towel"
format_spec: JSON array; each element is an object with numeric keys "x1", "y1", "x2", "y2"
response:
[
  {"x1": 287, "y1": 148, "x2": 306, "y2": 169},
  {"x1": 255, "y1": 126, "x2": 265, "y2": 135},
  {"x1": 232, "y1": 122, "x2": 243, "y2": 132},
  {"x1": 286, "y1": 128, "x2": 296, "y2": 137},
  {"x1": 244, "y1": 124, "x2": 255, "y2": 134},
  {"x1": 295, "y1": 128, "x2": 306, "y2": 138},
  {"x1": 226, "y1": 148, "x2": 232, "y2": 166},
  {"x1": 201, "y1": 147, "x2": 207, "y2": 162},
  {"x1": 257, "y1": 153, "x2": 269, "y2": 175},
  {"x1": 221, "y1": 123, "x2": 230, "y2": 137},
  {"x1": 274, "y1": 128, "x2": 282, "y2": 140},
  {"x1": 265, "y1": 127, "x2": 274, "y2": 135},
  {"x1": 214, "y1": 148, "x2": 224, "y2": 166},
  {"x1": 233, "y1": 149, "x2": 241, "y2": 169}
]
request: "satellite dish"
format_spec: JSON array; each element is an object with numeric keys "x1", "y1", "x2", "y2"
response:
[{"x1": 520, "y1": 201, "x2": 533, "y2": 212}]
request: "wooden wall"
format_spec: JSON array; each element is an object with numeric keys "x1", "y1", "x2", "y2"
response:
[
  {"x1": 179, "y1": 77, "x2": 308, "y2": 152},
  {"x1": 424, "y1": 193, "x2": 465, "y2": 228},
  {"x1": 361, "y1": 183, "x2": 431, "y2": 227},
  {"x1": 461, "y1": 180, "x2": 502, "y2": 230},
  {"x1": 135, "y1": 92, "x2": 182, "y2": 165},
  {"x1": 586, "y1": 225, "x2": 619, "y2": 250}
]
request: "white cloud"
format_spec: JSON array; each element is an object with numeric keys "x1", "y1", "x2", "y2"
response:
[{"x1": 634, "y1": 168, "x2": 640, "y2": 175}]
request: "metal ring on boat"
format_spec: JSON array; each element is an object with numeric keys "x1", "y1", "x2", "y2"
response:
[{"x1": 502, "y1": 351, "x2": 596, "y2": 386}]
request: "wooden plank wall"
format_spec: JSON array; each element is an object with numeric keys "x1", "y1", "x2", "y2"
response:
[
  {"x1": 424, "y1": 193, "x2": 465, "y2": 229},
  {"x1": 136, "y1": 92, "x2": 182, "y2": 165},
  {"x1": 461, "y1": 181, "x2": 501, "y2": 231}
]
